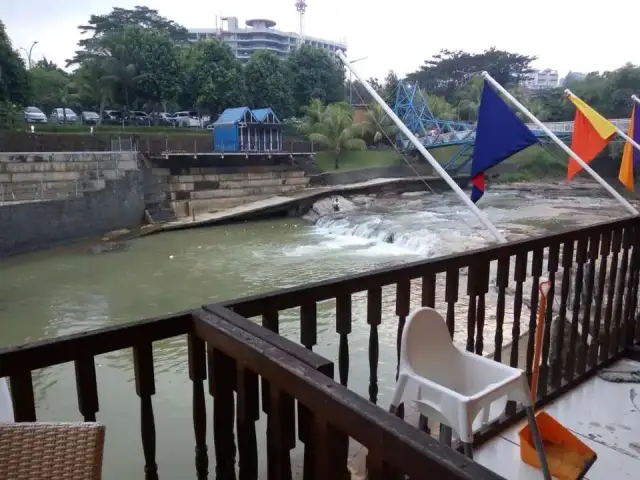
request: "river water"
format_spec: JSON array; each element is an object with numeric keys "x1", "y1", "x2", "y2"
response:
[{"x1": 0, "y1": 185, "x2": 630, "y2": 478}]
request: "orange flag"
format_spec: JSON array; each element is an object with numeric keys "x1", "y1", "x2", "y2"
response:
[{"x1": 566, "y1": 94, "x2": 617, "y2": 182}]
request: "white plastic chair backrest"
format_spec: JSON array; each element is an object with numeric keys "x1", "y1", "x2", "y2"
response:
[
  {"x1": 0, "y1": 378, "x2": 14, "y2": 422},
  {"x1": 401, "y1": 307, "x2": 462, "y2": 390}
]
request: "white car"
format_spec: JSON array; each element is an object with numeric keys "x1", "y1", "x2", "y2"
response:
[
  {"x1": 24, "y1": 106, "x2": 47, "y2": 124},
  {"x1": 50, "y1": 108, "x2": 78, "y2": 124},
  {"x1": 172, "y1": 111, "x2": 201, "y2": 128}
]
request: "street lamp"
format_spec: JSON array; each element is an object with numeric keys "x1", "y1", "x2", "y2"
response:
[
  {"x1": 348, "y1": 56, "x2": 368, "y2": 105},
  {"x1": 19, "y1": 41, "x2": 38, "y2": 69}
]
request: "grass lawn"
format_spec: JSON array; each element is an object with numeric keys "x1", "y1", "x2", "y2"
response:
[{"x1": 314, "y1": 149, "x2": 403, "y2": 172}]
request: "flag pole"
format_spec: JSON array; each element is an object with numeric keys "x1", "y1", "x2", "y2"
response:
[
  {"x1": 632, "y1": 95, "x2": 640, "y2": 106},
  {"x1": 337, "y1": 51, "x2": 507, "y2": 243},
  {"x1": 481, "y1": 72, "x2": 638, "y2": 216},
  {"x1": 564, "y1": 89, "x2": 640, "y2": 154}
]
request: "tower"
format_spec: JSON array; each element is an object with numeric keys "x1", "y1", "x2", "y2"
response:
[{"x1": 295, "y1": 0, "x2": 307, "y2": 45}]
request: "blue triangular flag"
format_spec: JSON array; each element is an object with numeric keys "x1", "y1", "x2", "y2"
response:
[{"x1": 471, "y1": 81, "x2": 539, "y2": 202}]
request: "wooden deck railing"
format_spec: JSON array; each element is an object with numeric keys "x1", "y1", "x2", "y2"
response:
[
  {"x1": 1, "y1": 215, "x2": 639, "y2": 478},
  {"x1": 220, "y1": 215, "x2": 640, "y2": 442}
]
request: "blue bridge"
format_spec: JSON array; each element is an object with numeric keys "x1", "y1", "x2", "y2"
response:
[{"x1": 392, "y1": 82, "x2": 630, "y2": 173}]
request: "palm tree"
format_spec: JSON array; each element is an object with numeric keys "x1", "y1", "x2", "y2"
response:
[
  {"x1": 297, "y1": 98, "x2": 325, "y2": 136},
  {"x1": 307, "y1": 103, "x2": 367, "y2": 169},
  {"x1": 362, "y1": 103, "x2": 398, "y2": 145}
]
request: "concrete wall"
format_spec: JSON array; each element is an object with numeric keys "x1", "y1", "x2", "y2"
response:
[
  {"x1": 0, "y1": 171, "x2": 145, "y2": 257},
  {"x1": 310, "y1": 164, "x2": 434, "y2": 186}
]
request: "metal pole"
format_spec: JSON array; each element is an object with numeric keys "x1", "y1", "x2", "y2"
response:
[
  {"x1": 632, "y1": 95, "x2": 640, "y2": 106},
  {"x1": 482, "y1": 72, "x2": 638, "y2": 216},
  {"x1": 565, "y1": 90, "x2": 640, "y2": 154},
  {"x1": 337, "y1": 50, "x2": 507, "y2": 243}
]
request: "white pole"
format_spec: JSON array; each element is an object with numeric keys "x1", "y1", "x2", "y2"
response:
[
  {"x1": 337, "y1": 50, "x2": 507, "y2": 243},
  {"x1": 632, "y1": 95, "x2": 640, "y2": 106},
  {"x1": 482, "y1": 72, "x2": 638, "y2": 216},
  {"x1": 565, "y1": 90, "x2": 640, "y2": 154}
]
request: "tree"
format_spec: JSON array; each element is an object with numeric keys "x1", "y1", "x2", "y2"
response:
[
  {"x1": 182, "y1": 39, "x2": 245, "y2": 116},
  {"x1": 244, "y1": 51, "x2": 293, "y2": 118},
  {"x1": 305, "y1": 102, "x2": 367, "y2": 169},
  {"x1": 30, "y1": 67, "x2": 71, "y2": 113},
  {"x1": 72, "y1": 61, "x2": 113, "y2": 115},
  {"x1": 407, "y1": 48, "x2": 536, "y2": 102},
  {"x1": 0, "y1": 20, "x2": 30, "y2": 107},
  {"x1": 362, "y1": 103, "x2": 398, "y2": 145},
  {"x1": 287, "y1": 45, "x2": 345, "y2": 114},
  {"x1": 382, "y1": 70, "x2": 400, "y2": 101},
  {"x1": 69, "y1": 6, "x2": 188, "y2": 66}
]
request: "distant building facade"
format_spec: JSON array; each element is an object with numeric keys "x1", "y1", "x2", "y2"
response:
[
  {"x1": 188, "y1": 17, "x2": 347, "y2": 63},
  {"x1": 522, "y1": 69, "x2": 560, "y2": 90}
]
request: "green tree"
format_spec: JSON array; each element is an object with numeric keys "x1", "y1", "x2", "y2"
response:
[
  {"x1": 362, "y1": 103, "x2": 399, "y2": 145},
  {"x1": 72, "y1": 61, "x2": 114, "y2": 115},
  {"x1": 0, "y1": 20, "x2": 30, "y2": 107},
  {"x1": 182, "y1": 39, "x2": 245, "y2": 116},
  {"x1": 29, "y1": 67, "x2": 71, "y2": 113},
  {"x1": 287, "y1": 45, "x2": 345, "y2": 114},
  {"x1": 306, "y1": 102, "x2": 367, "y2": 169},
  {"x1": 244, "y1": 51, "x2": 293, "y2": 118}
]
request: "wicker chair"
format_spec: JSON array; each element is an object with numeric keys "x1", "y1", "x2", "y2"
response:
[{"x1": 0, "y1": 422, "x2": 105, "y2": 480}]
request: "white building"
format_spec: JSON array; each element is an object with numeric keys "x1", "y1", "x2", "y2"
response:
[
  {"x1": 188, "y1": 17, "x2": 347, "y2": 63},
  {"x1": 522, "y1": 69, "x2": 560, "y2": 90}
]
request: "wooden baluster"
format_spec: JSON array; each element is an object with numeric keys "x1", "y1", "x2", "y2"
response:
[
  {"x1": 366, "y1": 449, "x2": 402, "y2": 480},
  {"x1": 367, "y1": 287, "x2": 382, "y2": 405},
  {"x1": 9, "y1": 372, "x2": 36, "y2": 422},
  {"x1": 539, "y1": 245, "x2": 559, "y2": 397},
  {"x1": 620, "y1": 226, "x2": 638, "y2": 350},
  {"x1": 74, "y1": 356, "x2": 99, "y2": 422},
  {"x1": 335, "y1": 294, "x2": 352, "y2": 387},
  {"x1": 395, "y1": 279, "x2": 411, "y2": 381},
  {"x1": 602, "y1": 229, "x2": 622, "y2": 361},
  {"x1": 611, "y1": 228, "x2": 631, "y2": 355},
  {"x1": 525, "y1": 249, "x2": 544, "y2": 382},
  {"x1": 510, "y1": 252, "x2": 528, "y2": 368},
  {"x1": 577, "y1": 235, "x2": 598, "y2": 374},
  {"x1": 565, "y1": 239, "x2": 587, "y2": 381},
  {"x1": 472, "y1": 263, "x2": 490, "y2": 355},
  {"x1": 551, "y1": 241, "x2": 574, "y2": 389},
  {"x1": 590, "y1": 230, "x2": 611, "y2": 365},
  {"x1": 418, "y1": 274, "x2": 436, "y2": 436},
  {"x1": 133, "y1": 342, "x2": 158, "y2": 480},
  {"x1": 300, "y1": 302, "x2": 317, "y2": 351},
  {"x1": 445, "y1": 269, "x2": 459, "y2": 338},
  {"x1": 262, "y1": 311, "x2": 279, "y2": 334},
  {"x1": 266, "y1": 386, "x2": 295, "y2": 480},
  {"x1": 236, "y1": 366, "x2": 259, "y2": 480},
  {"x1": 628, "y1": 227, "x2": 640, "y2": 343},
  {"x1": 466, "y1": 291, "x2": 477, "y2": 354},
  {"x1": 188, "y1": 333, "x2": 209, "y2": 479},
  {"x1": 313, "y1": 416, "x2": 350, "y2": 480},
  {"x1": 208, "y1": 347, "x2": 237, "y2": 480},
  {"x1": 493, "y1": 256, "x2": 510, "y2": 363}
]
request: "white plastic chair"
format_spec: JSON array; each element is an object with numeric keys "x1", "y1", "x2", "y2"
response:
[{"x1": 390, "y1": 307, "x2": 551, "y2": 479}]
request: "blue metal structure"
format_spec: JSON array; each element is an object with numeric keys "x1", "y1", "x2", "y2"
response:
[
  {"x1": 391, "y1": 81, "x2": 577, "y2": 173},
  {"x1": 213, "y1": 107, "x2": 260, "y2": 152}
]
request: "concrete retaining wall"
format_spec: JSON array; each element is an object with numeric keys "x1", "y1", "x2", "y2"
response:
[
  {"x1": 0, "y1": 171, "x2": 145, "y2": 257},
  {"x1": 310, "y1": 164, "x2": 434, "y2": 186}
]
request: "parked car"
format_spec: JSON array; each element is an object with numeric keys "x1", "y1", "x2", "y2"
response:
[
  {"x1": 23, "y1": 106, "x2": 47, "y2": 124},
  {"x1": 101, "y1": 110, "x2": 129, "y2": 126},
  {"x1": 128, "y1": 111, "x2": 152, "y2": 126},
  {"x1": 81, "y1": 111, "x2": 101, "y2": 125},
  {"x1": 172, "y1": 111, "x2": 201, "y2": 128},
  {"x1": 50, "y1": 108, "x2": 78, "y2": 124},
  {"x1": 151, "y1": 112, "x2": 174, "y2": 126}
]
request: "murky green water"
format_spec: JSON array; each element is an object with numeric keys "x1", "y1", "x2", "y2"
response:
[{"x1": 0, "y1": 187, "x2": 630, "y2": 478}]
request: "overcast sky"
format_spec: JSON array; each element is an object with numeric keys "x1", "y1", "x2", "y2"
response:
[{"x1": 2, "y1": 0, "x2": 638, "y2": 80}]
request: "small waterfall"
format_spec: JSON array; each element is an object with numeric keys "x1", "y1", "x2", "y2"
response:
[{"x1": 314, "y1": 215, "x2": 440, "y2": 256}]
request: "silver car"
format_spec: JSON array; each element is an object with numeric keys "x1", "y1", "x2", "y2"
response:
[
  {"x1": 50, "y1": 108, "x2": 78, "y2": 124},
  {"x1": 24, "y1": 106, "x2": 47, "y2": 124}
]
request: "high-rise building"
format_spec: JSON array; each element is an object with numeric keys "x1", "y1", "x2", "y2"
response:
[
  {"x1": 188, "y1": 17, "x2": 347, "y2": 63},
  {"x1": 522, "y1": 69, "x2": 560, "y2": 90}
]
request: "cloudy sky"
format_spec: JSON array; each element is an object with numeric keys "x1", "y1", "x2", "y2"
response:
[{"x1": 1, "y1": 0, "x2": 638, "y2": 80}]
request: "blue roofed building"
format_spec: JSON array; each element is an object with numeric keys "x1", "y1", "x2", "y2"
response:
[{"x1": 213, "y1": 106, "x2": 284, "y2": 153}]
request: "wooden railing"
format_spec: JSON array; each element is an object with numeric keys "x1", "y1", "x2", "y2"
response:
[
  {"x1": 0, "y1": 308, "x2": 500, "y2": 479},
  {"x1": 1, "y1": 215, "x2": 639, "y2": 478},
  {"x1": 220, "y1": 215, "x2": 640, "y2": 442}
]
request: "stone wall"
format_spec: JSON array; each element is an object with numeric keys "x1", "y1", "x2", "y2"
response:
[
  {"x1": 0, "y1": 171, "x2": 145, "y2": 257},
  {"x1": 310, "y1": 164, "x2": 434, "y2": 186}
]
